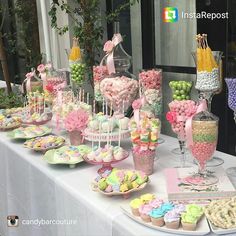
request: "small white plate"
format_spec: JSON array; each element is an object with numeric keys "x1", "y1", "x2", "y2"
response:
[
  {"x1": 208, "y1": 220, "x2": 236, "y2": 235},
  {"x1": 120, "y1": 203, "x2": 210, "y2": 236}
]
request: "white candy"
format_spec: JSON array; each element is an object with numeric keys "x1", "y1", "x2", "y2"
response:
[{"x1": 196, "y1": 68, "x2": 220, "y2": 91}]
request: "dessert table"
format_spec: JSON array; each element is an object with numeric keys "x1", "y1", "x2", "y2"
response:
[{"x1": 0, "y1": 128, "x2": 235, "y2": 236}]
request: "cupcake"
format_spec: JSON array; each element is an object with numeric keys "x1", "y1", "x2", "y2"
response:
[
  {"x1": 185, "y1": 204, "x2": 203, "y2": 219},
  {"x1": 140, "y1": 193, "x2": 155, "y2": 204},
  {"x1": 160, "y1": 202, "x2": 175, "y2": 214},
  {"x1": 129, "y1": 198, "x2": 143, "y2": 216},
  {"x1": 139, "y1": 204, "x2": 153, "y2": 222},
  {"x1": 173, "y1": 204, "x2": 186, "y2": 215},
  {"x1": 149, "y1": 208, "x2": 165, "y2": 226},
  {"x1": 164, "y1": 210, "x2": 180, "y2": 229},
  {"x1": 149, "y1": 198, "x2": 163, "y2": 209},
  {"x1": 181, "y1": 212, "x2": 198, "y2": 231}
]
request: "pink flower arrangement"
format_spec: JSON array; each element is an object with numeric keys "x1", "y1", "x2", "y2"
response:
[
  {"x1": 37, "y1": 64, "x2": 46, "y2": 73},
  {"x1": 37, "y1": 63, "x2": 52, "y2": 74},
  {"x1": 132, "y1": 98, "x2": 142, "y2": 110},
  {"x1": 64, "y1": 109, "x2": 89, "y2": 132},
  {"x1": 166, "y1": 111, "x2": 177, "y2": 124},
  {"x1": 103, "y1": 40, "x2": 114, "y2": 53}
]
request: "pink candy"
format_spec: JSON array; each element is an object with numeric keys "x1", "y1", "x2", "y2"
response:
[
  {"x1": 139, "y1": 69, "x2": 162, "y2": 90},
  {"x1": 190, "y1": 142, "x2": 217, "y2": 169},
  {"x1": 93, "y1": 66, "x2": 108, "y2": 82},
  {"x1": 100, "y1": 76, "x2": 138, "y2": 113},
  {"x1": 167, "y1": 100, "x2": 197, "y2": 137}
]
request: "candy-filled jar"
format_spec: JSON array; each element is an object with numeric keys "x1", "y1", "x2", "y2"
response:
[
  {"x1": 192, "y1": 34, "x2": 223, "y2": 111},
  {"x1": 44, "y1": 67, "x2": 67, "y2": 95},
  {"x1": 166, "y1": 100, "x2": 197, "y2": 167},
  {"x1": 189, "y1": 110, "x2": 219, "y2": 185},
  {"x1": 139, "y1": 69, "x2": 163, "y2": 118},
  {"x1": 100, "y1": 22, "x2": 138, "y2": 115},
  {"x1": 225, "y1": 78, "x2": 236, "y2": 177}
]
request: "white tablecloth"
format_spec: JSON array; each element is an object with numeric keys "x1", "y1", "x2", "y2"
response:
[{"x1": 0, "y1": 128, "x2": 236, "y2": 236}]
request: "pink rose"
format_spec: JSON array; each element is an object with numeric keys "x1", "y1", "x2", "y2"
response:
[
  {"x1": 37, "y1": 64, "x2": 46, "y2": 73},
  {"x1": 132, "y1": 99, "x2": 142, "y2": 110},
  {"x1": 166, "y1": 111, "x2": 177, "y2": 124},
  {"x1": 103, "y1": 40, "x2": 114, "y2": 53}
]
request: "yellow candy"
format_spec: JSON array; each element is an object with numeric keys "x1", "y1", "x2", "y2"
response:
[{"x1": 120, "y1": 183, "x2": 129, "y2": 192}]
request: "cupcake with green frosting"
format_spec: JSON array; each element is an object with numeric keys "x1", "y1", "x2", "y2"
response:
[{"x1": 181, "y1": 204, "x2": 203, "y2": 231}]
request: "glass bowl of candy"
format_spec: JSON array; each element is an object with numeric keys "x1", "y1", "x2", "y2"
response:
[
  {"x1": 188, "y1": 110, "x2": 219, "y2": 185},
  {"x1": 99, "y1": 22, "x2": 138, "y2": 115}
]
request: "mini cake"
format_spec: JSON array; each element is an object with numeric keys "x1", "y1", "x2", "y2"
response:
[
  {"x1": 164, "y1": 210, "x2": 180, "y2": 229},
  {"x1": 149, "y1": 207, "x2": 165, "y2": 226},
  {"x1": 139, "y1": 204, "x2": 153, "y2": 222},
  {"x1": 129, "y1": 198, "x2": 143, "y2": 216},
  {"x1": 181, "y1": 204, "x2": 203, "y2": 231}
]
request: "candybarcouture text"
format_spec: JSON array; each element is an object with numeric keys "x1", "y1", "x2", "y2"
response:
[
  {"x1": 182, "y1": 11, "x2": 229, "y2": 20},
  {"x1": 22, "y1": 219, "x2": 77, "y2": 226}
]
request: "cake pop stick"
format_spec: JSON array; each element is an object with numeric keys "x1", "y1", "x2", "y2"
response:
[
  {"x1": 102, "y1": 97, "x2": 105, "y2": 114},
  {"x1": 110, "y1": 101, "x2": 113, "y2": 117},
  {"x1": 93, "y1": 99, "x2": 96, "y2": 115},
  {"x1": 82, "y1": 89, "x2": 85, "y2": 103},
  {"x1": 79, "y1": 88, "x2": 82, "y2": 102},
  {"x1": 110, "y1": 117, "x2": 113, "y2": 146},
  {"x1": 139, "y1": 79, "x2": 142, "y2": 97},
  {"x1": 86, "y1": 93, "x2": 89, "y2": 104},
  {"x1": 107, "y1": 119, "x2": 109, "y2": 146},
  {"x1": 118, "y1": 119, "x2": 121, "y2": 147},
  {"x1": 98, "y1": 121, "x2": 102, "y2": 148},
  {"x1": 105, "y1": 100, "x2": 108, "y2": 116},
  {"x1": 122, "y1": 100, "x2": 125, "y2": 115}
]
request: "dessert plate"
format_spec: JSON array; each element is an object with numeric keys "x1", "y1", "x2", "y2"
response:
[
  {"x1": 92, "y1": 181, "x2": 149, "y2": 199},
  {"x1": 7, "y1": 125, "x2": 52, "y2": 140},
  {"x1": 208, "y1": 220, "x2": 236, "y2": 235},
  {"x1": 43, "y1": 145, "x2": 91, "y2": 168},
  {"x1": 120, "y1": 203, "x2": 210, "y2": 235},
  {"x1": 24, "y1": 135, "x2": 65, "y2": 152}
]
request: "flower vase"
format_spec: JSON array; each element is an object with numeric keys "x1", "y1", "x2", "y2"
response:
[
  {"x1": 132, "y1": 148, "x2": 155, "y2": 175},
  {"x1": 69, "y1": 130, "x2": 83, "y2": 146}
]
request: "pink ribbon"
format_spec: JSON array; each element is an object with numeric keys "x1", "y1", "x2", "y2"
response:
[
  {"x1": 106, "y1": 33, "x2": 123, "y2": 74},
  {"x1": 21, "y1": 77, "x2": 32, "y2": 93},
  {"x1": 185, "y1": 99, "x2": 207, "y2": 147},
  {"x1": 133, "y1": 97, "x2": 146, "y2": 126}
]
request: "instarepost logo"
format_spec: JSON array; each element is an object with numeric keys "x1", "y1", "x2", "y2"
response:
[{"x1": 163, "y1": 7, "x2": 178, "y2": 22}]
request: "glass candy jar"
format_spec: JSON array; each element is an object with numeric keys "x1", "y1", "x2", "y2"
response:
[
  {"x1": 44, "y1": 67, "x2": 67, "y2": 95},
  {"x1": 22, "y1": 69, "x2": 43, "y2": 94},
  {"x1": 100, "y1": 22, "x2": 138, "y2": 115},
  {"x1": 189, "y1": 110, "x2": 219, "y2": 185}
]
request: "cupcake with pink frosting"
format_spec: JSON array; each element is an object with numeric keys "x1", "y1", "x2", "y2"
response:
[{"x1": 139, "y1": 204, "x2": 153, "y2": 222}]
